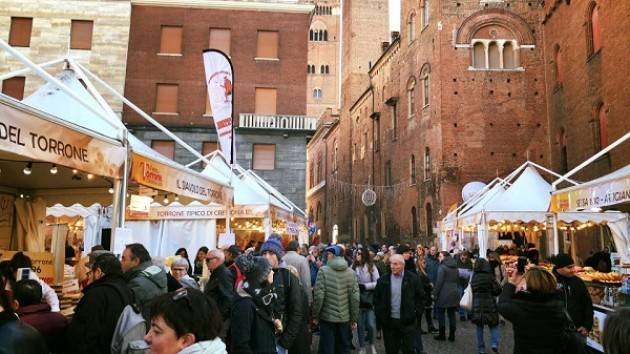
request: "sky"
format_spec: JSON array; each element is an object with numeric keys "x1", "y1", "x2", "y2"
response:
[{"x1": 389, "y1": 0, "x2": 400, "y2": 32}]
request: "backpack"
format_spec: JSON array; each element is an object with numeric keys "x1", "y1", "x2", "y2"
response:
[
  {"x1": 229, "y1": 262, "x2": 246, "y2": 290},
  {"x1": 110, "y1": 303, "x2": 150, "y2": 354}
]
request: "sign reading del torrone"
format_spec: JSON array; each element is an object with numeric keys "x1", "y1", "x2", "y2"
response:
[{"x1": 0, "y1": 100, "x2": 125, "y2": 179}]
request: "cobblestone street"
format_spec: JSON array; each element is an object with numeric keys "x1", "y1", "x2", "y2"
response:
[{"x1": 312, "y1": 318, "x2": 515, "y2": 354}]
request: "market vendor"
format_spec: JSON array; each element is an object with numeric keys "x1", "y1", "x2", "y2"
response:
[{"x1": 551, "y1": 253, "x2": 594, "y2": 338}]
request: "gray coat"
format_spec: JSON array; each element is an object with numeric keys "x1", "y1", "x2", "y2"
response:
[
  {"x1": 124, "y1": 261, "x2": 167, "y2": 310},
  {"x1": 432, "y1": 256, "x2": 460, "y2": 308},
  {"x1": 282, "y1": 251, "x2": 312, "y2": 304}
]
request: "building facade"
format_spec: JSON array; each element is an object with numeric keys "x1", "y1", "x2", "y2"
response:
[
  {"x1": 0, "y1": 0, "x2": 131, "y2": 115},
  {"x1": 542, "y1": 0, "x2": 630, "y2": 184},
  {"x1": 123, "y1": 0, "x2": 314, "y2": 209}
]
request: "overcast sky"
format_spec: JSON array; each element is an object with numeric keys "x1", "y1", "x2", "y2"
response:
[{"x1": 389, "y1": 0, "x2": 400, "y2": 31}]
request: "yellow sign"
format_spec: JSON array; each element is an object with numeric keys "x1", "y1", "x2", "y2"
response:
[
  {"x1": 0, "y1": 250, "x2": 55, "y2": 284},
  {"x1": 130, "y1": 154, "x2": 226, "y2": 203},
  {"x1": 551, "y1": 175, "x2": 630, "y2": 212},
  {"x1": 0, "y1": 100, "x2": 125, "y2": 179}
]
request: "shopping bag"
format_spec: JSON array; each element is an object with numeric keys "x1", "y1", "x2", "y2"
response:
[{"x1": 459, "y1": 282, "x2": 473, "y2": 311}]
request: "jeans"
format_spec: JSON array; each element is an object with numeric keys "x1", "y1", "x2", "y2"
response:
[
  {"x1": 458, "y1": 286, "x2": 468, "y2": 318},
  {"x1": 436, "y1": 307, "x2": 457, "y2": 330},
  {"x1": 358, "y1": 308, "x2": 376, "y2": 347},
  {"x1": 318, "y1": 320, "x2": 352, "y2": 354},
  {"x1": 276, "y1": 345, "x2": 288, "y2": 354},
  {"x1": 476, "y1": 324, "x2": 500, "y2": 353}
]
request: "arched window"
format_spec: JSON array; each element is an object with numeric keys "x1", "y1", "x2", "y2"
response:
[
  {"x1": 588, "y1": 3, "x2": 601, "y2": 55},
  {"x1": 421, "y1": 0, "x2": 430, "y2": 28},
  {"x1": 408, "y1": 12, "x2": 416, "y2": 44},
  {"x1": 325, "y1": 65, "x2": 330, "y2": 74},
  {"x1": 410, "y1": 154, "x2": 417, "y2": 183},
  {"x1": 473, "y1": 42, "x2": 485, "y2": 69},
  {"x1": 309, "y1": 30, "x2": 313, "y2": 41},
  {"x1": 488, "y1": 42, "x2": 500, "y2": 69},
  {"x1": 411, "y1": 206, "x2": 419, "y2": 237},
  {"x1": 598, "y1": 104, "x2": 608, "y2": 149},
  {"x1": 320, "y1": 65, "x2": 325, "y2": 74},
  {"x1": 323, "y1": 30, "x2": 328, "y2": 41},
  {"x1": 425, "y1": 202, "x2": 433, "y2": 237},
  {"x1": 424, "y1": 147, "x2": 431, "y2": 180},
  {"x1": 407, "y1": 77, "x2": 416, "y2": 119},
  {"x1": 420, "y1": 63, "x2": 431, "y2": 107},
  {"x1": 313, "y1": 88, "x2": 322, "y2": 99},
  {"x1": 554, "y1": 44, "x2": 563, "y2": 86},
  {"x1": 503, "y1": 42, "x2": 515, "y2": 69},
  {"x1": 319, "y1": 30, "x2": 323, "y2": 41},
  {"x1": 307, "y1": 64, "x2": 311, "y2": 73}
]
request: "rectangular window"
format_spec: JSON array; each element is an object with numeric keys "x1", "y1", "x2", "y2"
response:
[
  {"x1": 256, "y1": 31, "x2": 279, "y2": 59},
  {"x1": 151, "y1": 140, "x2": 175, "y2": 159},
  {"x1": 391, "y1": 103, "x2": 398, "y2": 140},
  {"x1": 255, "y1": 88, "x2": 277, "y2": 114},
  {"x1": 374, "y1": 118, "x2": 380, "y2": 152},
  {"x1": 70, "y1": 20, "x2": 94, "y2": 50},
  {"x1": 209, "y1": 28, "x2": 231, "y2": 55},
  {"x1": 1, "y1": 76, "x2": 26, "y2": 100},
  {"x1": 155, "y1": 84, "x2": 179, "y2": 113},
  {"x1": 160, "y1": 26, "x2": 183, "y2": 54},
  {"x1": 9, "y1": 17, "x2": 33, "y2": 47},
  {"x1": 252, "y1": 144, "x2": 275, "y2": 170},
  {"x1": 424, "y1": 147, "x2": 431, "y2": 180}
]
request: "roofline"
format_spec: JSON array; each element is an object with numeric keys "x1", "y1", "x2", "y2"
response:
[
  {"x1": 368, "y1": 37, "x2": 400, "y2": 76},
  {"x1": 131, "y1": 0, "x2": 314, "y2": 13},
  {"x1": 348, "y1": 86, "x2": 373, "y2": 113}
]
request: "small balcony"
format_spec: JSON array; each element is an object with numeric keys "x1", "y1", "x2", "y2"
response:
[{"x1": 239, "y1": 113, "x2": 317, "y2": 131}]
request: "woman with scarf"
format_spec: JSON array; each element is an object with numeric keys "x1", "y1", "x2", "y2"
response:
[{"x1": 231, "y1": 254, "x2": 281, "y2": 354}]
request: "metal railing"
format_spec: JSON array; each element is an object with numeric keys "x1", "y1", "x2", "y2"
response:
[{"x1": 239, "y1": 113, "x2": 317, "y2": 131}]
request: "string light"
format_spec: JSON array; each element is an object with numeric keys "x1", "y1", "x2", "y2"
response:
[
  {"x1": 23, "y1": 162, "x2": 32, "y2": 175},
  {"x1": 163, "y1": 194, "x2": 169, "y2": 204},
  {"x1": 87, "y1": 173, "x2": 94, "y2": 180},
  {"x1": 108, "y1": 187, "x2": 114, "y2": 194},
  {"x1": 49, "y1": 164, "x2": 58, "y2": 174}
]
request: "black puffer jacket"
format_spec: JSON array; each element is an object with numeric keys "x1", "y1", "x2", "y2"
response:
[
  {"x1": 66, "y1": 274, "x2": 132, "y2": 354},
  {"x1": 0, "y1": 311, "x2": 48, "y2": 354},
  {"x1": 554, "y1": 271, "x2": 593, "y2": 331},
  {"x1": 272, "y1": 267, "x2": 309, "y2": 352},
  {"x1": 470, "y1": 258, "x2": 501, "y2": 327},
  {"x1": 497, "y1": 283, "x2": 570, "y2": 354},
  {"x1": 231, "y1": 289, "x2": 277, "y2": 354},
  {"x1": 205, "y1": 263, "x2": 236, "y2": 320}
]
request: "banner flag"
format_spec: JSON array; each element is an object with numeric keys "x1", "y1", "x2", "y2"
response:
[{"x1": 202, "y1": 49, "x2": 234, "y2": 164}]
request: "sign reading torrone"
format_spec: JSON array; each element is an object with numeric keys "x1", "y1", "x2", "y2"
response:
[
  {"x1": 362, "y1": 188, "x2": 377, "y2": 207},
  {"x1": 0, "y1": 99, "x2": 125, "y2": 178}
]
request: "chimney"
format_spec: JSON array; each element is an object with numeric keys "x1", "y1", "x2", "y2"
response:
[
  {"x1": 382, "y1": 41, "x2": 390, "y2": 52},
  {"x1": 391, "y1": 31, "x2": 400, "y2": 41}
]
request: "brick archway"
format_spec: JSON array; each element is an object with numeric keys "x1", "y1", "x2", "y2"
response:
[{"x1": 456, "y1": 8, "x2": 536, "y2": 45}]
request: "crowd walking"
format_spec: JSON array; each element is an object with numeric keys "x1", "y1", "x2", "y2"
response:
[{"x1": 1, "y1": 238, "x2": 629, "y2": 354}]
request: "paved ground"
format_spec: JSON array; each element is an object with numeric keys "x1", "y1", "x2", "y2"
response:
[{"x1": 311, "y1": 318, "x2": 515, "y2": 354}]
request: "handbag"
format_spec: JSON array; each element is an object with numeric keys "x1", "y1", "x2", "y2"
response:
[
  {"x1": 561, "y1": 309, "x2": 587, "y2": 354},
  {"x1": 459, "y1": 273, "x2": 474, "y2": 311},
  {"x1": 359, "y1": 289, "x2": 374, "y2": 309}
]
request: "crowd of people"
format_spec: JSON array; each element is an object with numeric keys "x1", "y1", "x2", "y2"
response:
[{"x1": 1, "y1": 237, "x2": 629, "y2": 354}]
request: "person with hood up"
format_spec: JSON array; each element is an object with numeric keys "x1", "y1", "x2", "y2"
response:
[
  {"x1": 470, "y1": 258, "x2": 502, "y2": 354},
  {"x1": 67, "y1": 252, "x2": 133, "y2": 354},
  {"x1": 551, "y1": 253, "x2": 593, "y2": 340},
  {"x1": 313, "y1": 245, "x2": 360, "y2": 354},
  {"x1": 231, "y1": 254, "x2": 280, "y2": 354},
  {"x1": 144, "y1": 288, "x2": 226, "y2": 354},
  {"x1": 432, "y1": 251, "x2": 460, "y2": 341},
  {"x1": 260, "y1": 235, "x2": 310, "y2": 354},
  {"x1": 121, "y1": 243, "x2": 167, "y2": 312},
  {"x1": 497, "y1": 266, "x2": 572, "y2": 354}
]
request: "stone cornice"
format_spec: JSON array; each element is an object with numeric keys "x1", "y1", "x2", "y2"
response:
[{"x1": 131, "y1": 0, "x2": 314, "y2": 13}]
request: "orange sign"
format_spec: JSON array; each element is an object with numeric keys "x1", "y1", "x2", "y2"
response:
[
  {"x1": 0, "y1": 250, "x2": 55, "y2": 285},
  {"x1": 0, "y1": 100, "x2": 125, "y2": 179},
  {"x1": 130, "y1": 154, "x2": 227, "y2": 203}
]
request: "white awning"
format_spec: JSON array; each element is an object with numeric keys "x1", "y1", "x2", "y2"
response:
[{"x1": 551, "y1": 165, "x2": 630, "y2": 211}]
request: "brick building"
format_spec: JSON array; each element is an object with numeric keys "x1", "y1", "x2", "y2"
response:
[
  {"x1": 542, "y1": 0, "x2": 630, "y2": 185},
  {"x1": 123, "y1": 0, "x2": 314, "y2": 209},
  {"x1": 0, "y1": 0, "x2": 131, "y2": 115}
]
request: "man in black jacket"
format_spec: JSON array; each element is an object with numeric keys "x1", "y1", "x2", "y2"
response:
[
  {"x1": 261, "y1": 235, "x2": 310, "y2": 354},
  {"x1": 204, "y1": 249, "x2": 235, "y2": 338},
  {"x1": 67, "y1": 253, "x2": 132, "y2": 354},
  {"x1": 374, "y1": 254, "x2": 426, "y2": 354},
  {"x1": 552, "y1": 253, "x2": 593, "y2": 338}
]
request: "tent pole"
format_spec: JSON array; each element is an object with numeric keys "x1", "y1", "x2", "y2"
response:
[
  {"x1": 552, "y1": 214, "x2": 559, "y2": 255},
  {"x1": 0, "y1": 57, "x2": 65, "y2": 81}
]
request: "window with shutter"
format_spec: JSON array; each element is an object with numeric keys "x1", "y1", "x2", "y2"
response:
[
  {"x1": 2, "y1": 76, "x2": 26, "y2": 100},
  {"x1": 256, "y1": 31, "x2": 279, "y2": 59},
  {"x1": 255, "y1": 88, "x2": 277, "y2": 114},
  {"x1": 252, "y1": 144, "x2": 275, "y2": 170},
  {"x1": 209, "y1": 28, "x2": 231, "y2": 55},
  {"x1": 9, "y1": 17, "x2": 33, "y2": 47},
  {"x1": 71, "y1": 20, "x2": 94, "y2": 50},
  {"x1": 155, "y1": 84, "x2": 179, "y2": 113},
  {"x1": 151, "y1": 140, "x2": 175, "y2": 159},
  {"x1": 160, "y1": 26, "x2": 183, "y2": 54}
]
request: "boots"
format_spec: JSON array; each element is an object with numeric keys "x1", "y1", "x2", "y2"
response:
[
  {"x1": 433, "y1": 326, "x2": 446, "y2": 341},
  {"x1": 448, "y1": 326, "x2": 456, "y2": 342}
]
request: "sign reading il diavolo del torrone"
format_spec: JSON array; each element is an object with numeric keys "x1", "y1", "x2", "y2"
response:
[
  {"x1": 130, "y1": 154, "x2": 226, "y2": 203},
  {"x1": 0, "y1": 101, "x2": 125, "y2": 179}
]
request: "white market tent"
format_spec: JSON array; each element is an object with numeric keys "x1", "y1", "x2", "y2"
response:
[{"x1": 46, "y1": 203, "x2": 110, "y2": 253}]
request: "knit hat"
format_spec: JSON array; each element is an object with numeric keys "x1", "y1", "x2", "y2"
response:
[
  {"x1": 260, "y1": 234, "x2": 285, "y2": 259},
  {"x1": 551, "y1": 253, "x2": 574, "y2": 269},
  {"x1": 235, "y1": 254, "x2": 272, "y2": 287},
  {"x1": 324, "y1": 245, "x2": 342, "y2": 257}
]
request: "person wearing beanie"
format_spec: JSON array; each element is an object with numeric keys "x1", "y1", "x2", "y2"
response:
[
  {"x1": 551, "y1": 253, "x2": 593, "y2": 337},
  {"x1": 261, "y1": 235, "x2": 310, "y2": 354},
  {"x1": 231, "y1": 254, "x2": 279, "y2": 354},
  {"x1": 313, "y1": 244, "x2": 360, "y2": 354}
]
